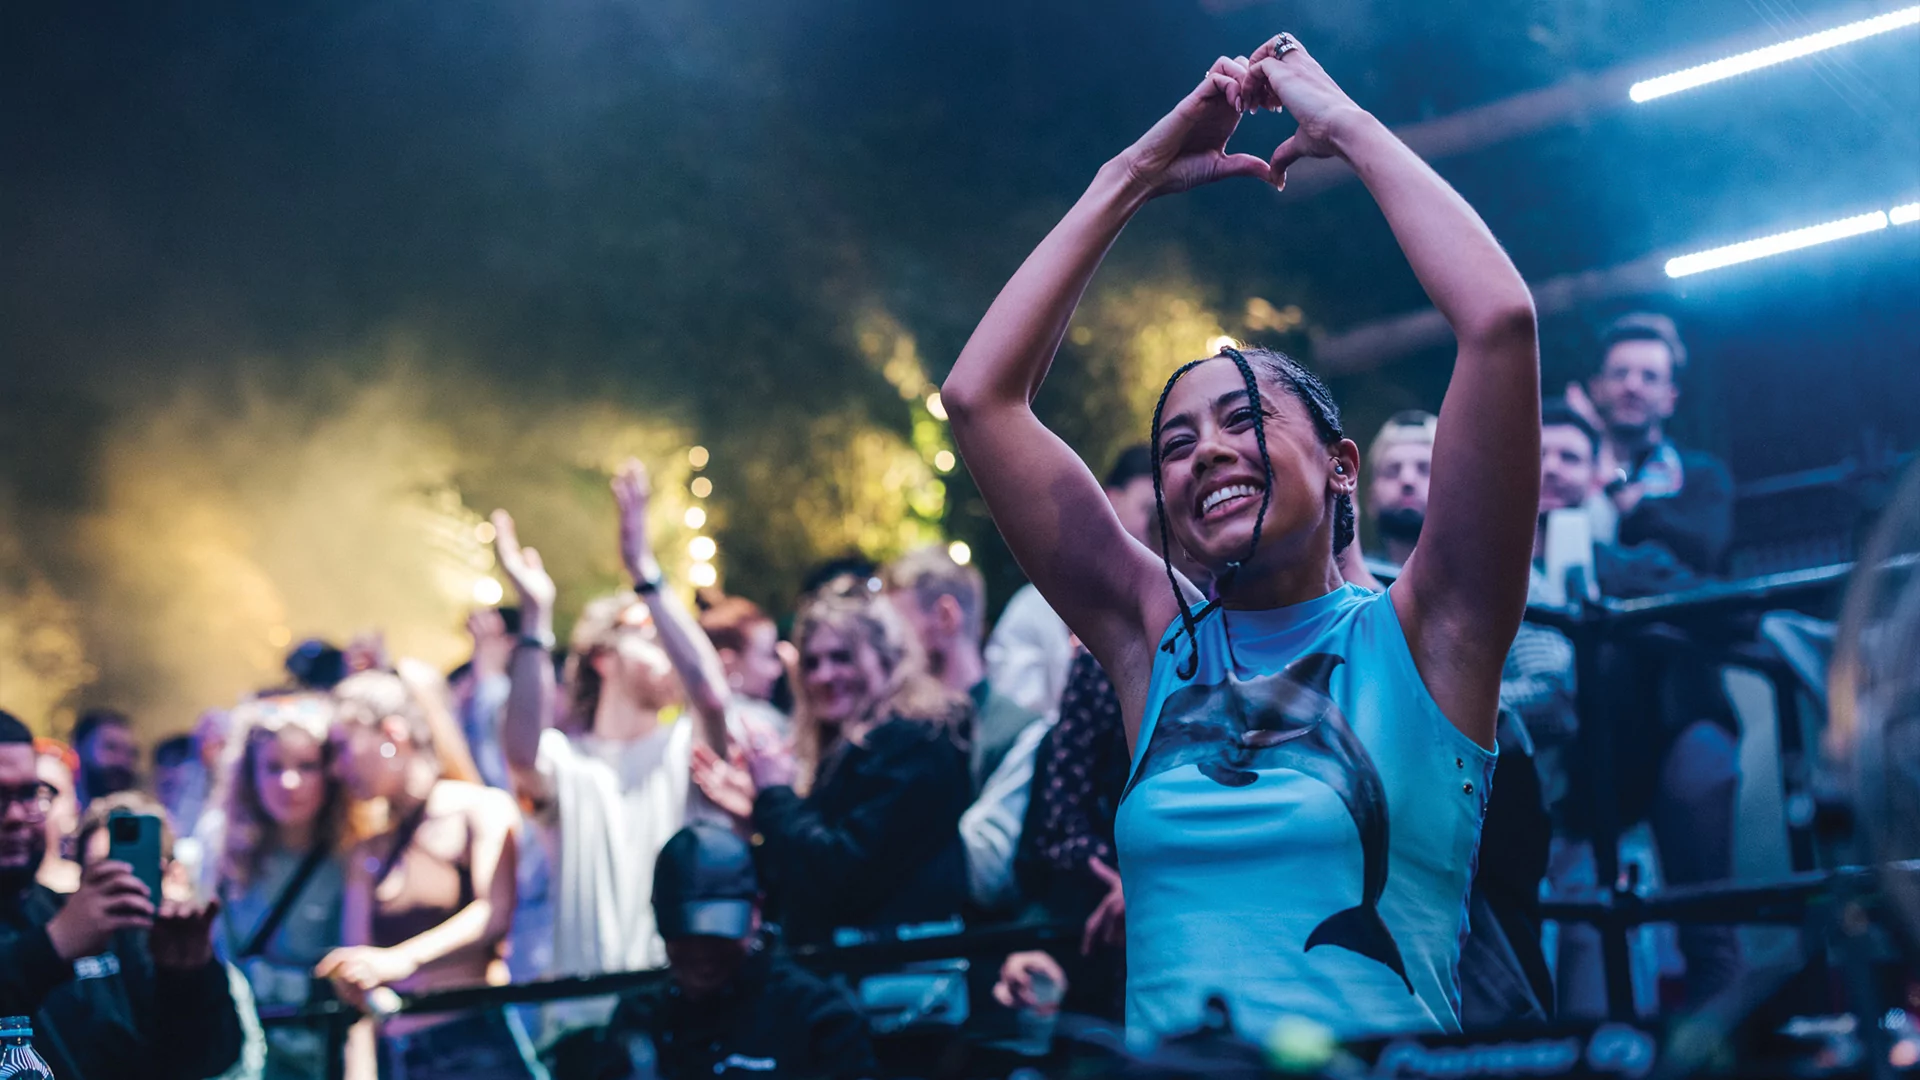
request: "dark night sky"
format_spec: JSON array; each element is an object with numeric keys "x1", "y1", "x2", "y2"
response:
[{"x1": 1, "y1": 0, "x2": 1917, "y2": 728}]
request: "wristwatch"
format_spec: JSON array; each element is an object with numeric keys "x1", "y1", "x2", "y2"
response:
[
  {"x1": 1603, "y1": 467, "x2": 1631, "y2": 497},
  {"x1": 515, "y1": 631, "x2": 556, "y2": 652},
  {"x1": 634, "y1": 563, "x2": 664, "y2": 594}
]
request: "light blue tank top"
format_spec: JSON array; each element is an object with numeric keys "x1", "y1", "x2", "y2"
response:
[{"x1": 1115, "y1": 583, "x2": 1495, "y2": 1042}]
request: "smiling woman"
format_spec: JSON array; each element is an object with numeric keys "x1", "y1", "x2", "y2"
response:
[
  {"x1": 689, "y1": 583, "x2": 972, "y2": 945},
  {"x1": 942, "y1": 35, "x2": 1538, "y2": 1043}
]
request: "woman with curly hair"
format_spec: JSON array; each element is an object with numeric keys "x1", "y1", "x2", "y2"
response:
[
  {"x1": 692, "y1": 578, "x2": 971, "y2": 944},
  {"x1": 210, "y1": 691, "x2": 350, "y2": 1080}
]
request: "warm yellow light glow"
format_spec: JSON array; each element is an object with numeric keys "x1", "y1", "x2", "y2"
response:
[
  {"x1": 267, "y1": 626, "x2": 292, "y2": 648},
  {"x1": 688, "y1": 562, "x2": 718, "y2": 588},
  {"x1": 690, "y1": 477, "x2": 713, "y2": 499},
  {"x1": 689, "y1": 446, "x2": 710, "y2": 469},
  {"x1": 472, "y1": 578, "x2": 505, "y2": 606},
  {"x1": 933, "y1": 450, "x2": 956, "y2": 473},
  {"x1": 474, "y1": 520, "x2": 497, "y2": 545},
  {"x1": 925, "y1": 393, "x2": 947, "y2": 421},
  {"x1": 947, "y1": 540, "x2": 972, "y2": 566},
  {"x1": 689, "y1": 536, "x2": 717, "y2": 562},
  {"x1": 1206, "y1": 334, "x2": 1238, "y2": 354},
  {"x1": 684, "y1": 506, "x2": 707, "y2": 529}
]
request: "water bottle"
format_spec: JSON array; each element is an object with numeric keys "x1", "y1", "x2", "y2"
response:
[{"x1": 0, "y1": 1016, "x2": 53, "y2": 1079}]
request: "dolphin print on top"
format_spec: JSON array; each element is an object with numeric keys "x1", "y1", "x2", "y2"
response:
[{"x1": 1120, "y1": 652, "x2": 1412, "y2": 993}]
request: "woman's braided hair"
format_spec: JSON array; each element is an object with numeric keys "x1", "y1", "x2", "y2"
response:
[{"x1": 1147, "y1": 345, "x2": 1353, "y2": 678}]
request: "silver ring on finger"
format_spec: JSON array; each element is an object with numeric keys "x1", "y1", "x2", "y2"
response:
[{"x1": 1272, "y1": 32, "x2": 1301, "y2": 58}]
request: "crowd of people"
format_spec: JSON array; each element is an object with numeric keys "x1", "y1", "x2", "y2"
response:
[{"x1": 0, "y1": 32, "x2": 1802, "y2": 1080}]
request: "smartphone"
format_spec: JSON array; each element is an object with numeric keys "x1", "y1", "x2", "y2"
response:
[{"x1": 106, "y1": 811, "x2": 165, "y2": 912}]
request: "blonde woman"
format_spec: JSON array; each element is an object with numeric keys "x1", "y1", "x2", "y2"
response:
[
  {"x1": 209, "y1": 692, "x2": 350, "y2": 1080},
  {"x1": 317, "y1": 670, "x2": 535, "y2": 1080},
  {"x1": 692, "y1": 581, "x2": 971, "y2": 944}
]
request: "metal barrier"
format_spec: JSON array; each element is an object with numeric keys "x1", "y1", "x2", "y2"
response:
[
  {"x1": 257, "y1": 919, "x2": 1082, "y2": 1080},
  {"x1": 1524, "y1": 559, "x2": 1867, "y2": 1019}
]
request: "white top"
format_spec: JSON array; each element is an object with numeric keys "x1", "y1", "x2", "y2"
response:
[
  {"x1": 959, "y1": 713, "x2": 1056, "y2": 912},
  {"x1": 984, "y1": 584, "x2": 1076, "y2": 717},
  {"x1": 534, "y1": 721, "x2": 722, "y2": 980}
]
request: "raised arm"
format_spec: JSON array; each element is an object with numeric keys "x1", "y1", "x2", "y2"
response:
[
  {"x1": 613, "y1": 460, "x2": 730, "y2": 755},
  {"x1": 1250, "y1": 39, "x2": 1538, "y2": 746},
  {"x1": 491, "y1": 510, "x2": 557, "y2": 791},
  {"x1": 943, "y1": 58, "x2": 1271, "y2": 693}
]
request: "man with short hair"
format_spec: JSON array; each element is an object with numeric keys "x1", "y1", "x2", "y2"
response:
[
  {"x1": 71, "y1": 707, "x2": 140, "y2": 809},
  {"x1": 1364, "y1": 410, "x2": 1438, "y2": 567},
  {"x1": 0, "y1": 708, "x2": 242, "y2": 1078},
  {"x1": 886, "y1": 546, "x2": 1041, "y2": 791},
  {"x1": 1569, "y1": 312, "x2": 1734, "y2": 575},
  {"x1": 885, "y1": 546, "x2": 1051, "y2": 913},
  {"x1": 550, "y1": 824, "x2": 875, "y2": 1080},
  {"x1": 984, "y1": 446, "x2": 1154, "y2": 719}
]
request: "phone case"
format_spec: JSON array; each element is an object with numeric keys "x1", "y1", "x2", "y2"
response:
[{"x1": 105, "y1": 811, "x2": 165, "y2": 914}]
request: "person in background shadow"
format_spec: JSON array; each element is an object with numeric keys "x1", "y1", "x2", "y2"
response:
[
  {"x1": 1567, "y1": 312, "x2": 1733, "y2": 577},
  {"x1": 548, "y1": 825, "x2": 876, "y2": 1080},
  {"x1": 73, "y1": 707, "x2": 141, "y2": 809}
]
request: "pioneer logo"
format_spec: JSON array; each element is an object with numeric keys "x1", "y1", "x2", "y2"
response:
[{"x1": 1370, "y1": 1024, "x2": 1655, "y2": 1078}]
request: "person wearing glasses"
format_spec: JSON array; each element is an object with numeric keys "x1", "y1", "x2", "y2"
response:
[{"x1": 0, "y1": 707, "x2": 243, "y2": 1078}]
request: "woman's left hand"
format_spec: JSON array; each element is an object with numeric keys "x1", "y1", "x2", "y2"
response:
[
  {"x1": 316, "y1": 945, "x2": 418, "y2": 994},
  {"x1": 691, "y1": 743, "x2": 759, "y2": 821},
  {"x1": 1243, "y1": 35, "x2": 1372, "y2": 185}
]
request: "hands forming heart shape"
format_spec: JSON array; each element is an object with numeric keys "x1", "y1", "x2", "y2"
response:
[{"x1": 1120, "y1": 34, "x2": 1372, "y2": 197}]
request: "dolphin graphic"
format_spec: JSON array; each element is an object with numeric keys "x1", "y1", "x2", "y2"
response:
[{"x1": 1121, "y1": 652, "x2": 1411, "y2": 992}]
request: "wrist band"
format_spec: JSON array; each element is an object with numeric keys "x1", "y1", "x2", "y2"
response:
[
  {"x1": 634, "y1": 564, "x2": 664, "y2": 594},
  {"x1": 515, "y1": 632, "x2": 555, "y2": 652}
]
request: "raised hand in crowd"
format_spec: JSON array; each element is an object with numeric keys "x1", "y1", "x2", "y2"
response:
[
  {"x1": 44, "y1": 858, "x2": 156, "y2": 960},
  {"x1": 613, "y1": 458, "x2": 732, "y2": 754},
  {"x1": 1114, "y1": 55, "x2": 1271, "y2": 197},
  {"x1": 491, "y1": 509, "x2": 556, "y2": 644}
]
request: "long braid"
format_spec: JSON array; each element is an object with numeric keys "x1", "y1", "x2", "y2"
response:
[
  {"x1": 1149, "y1": 357, "x2": 1209, "y2": 679},
  {"x1": 1146, "y1": 344, "x2": 1350, "y2": 678},
  {"x1": 1215, "y1": 347, "x2": 1277, "y2": 598}
]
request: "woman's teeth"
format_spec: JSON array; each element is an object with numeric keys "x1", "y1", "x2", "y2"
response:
[{"x1": 1202, "y1": 483, "x2": 1261, "y2": 515}]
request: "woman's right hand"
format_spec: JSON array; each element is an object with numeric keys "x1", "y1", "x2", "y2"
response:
[
  {"x1": 690, "y1": 743, "x2": 759, "y2": 822},
  {"x1": 490, "y1": 509, "x2": 556, "y2": 638},
  {"x1": 1113, "y1": 57, "x2": 1272, "y2": 199}
]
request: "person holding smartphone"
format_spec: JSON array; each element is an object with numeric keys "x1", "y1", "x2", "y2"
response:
[{"x1": 0, "y1": 709, "x2": 243, "y2": 1078}]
